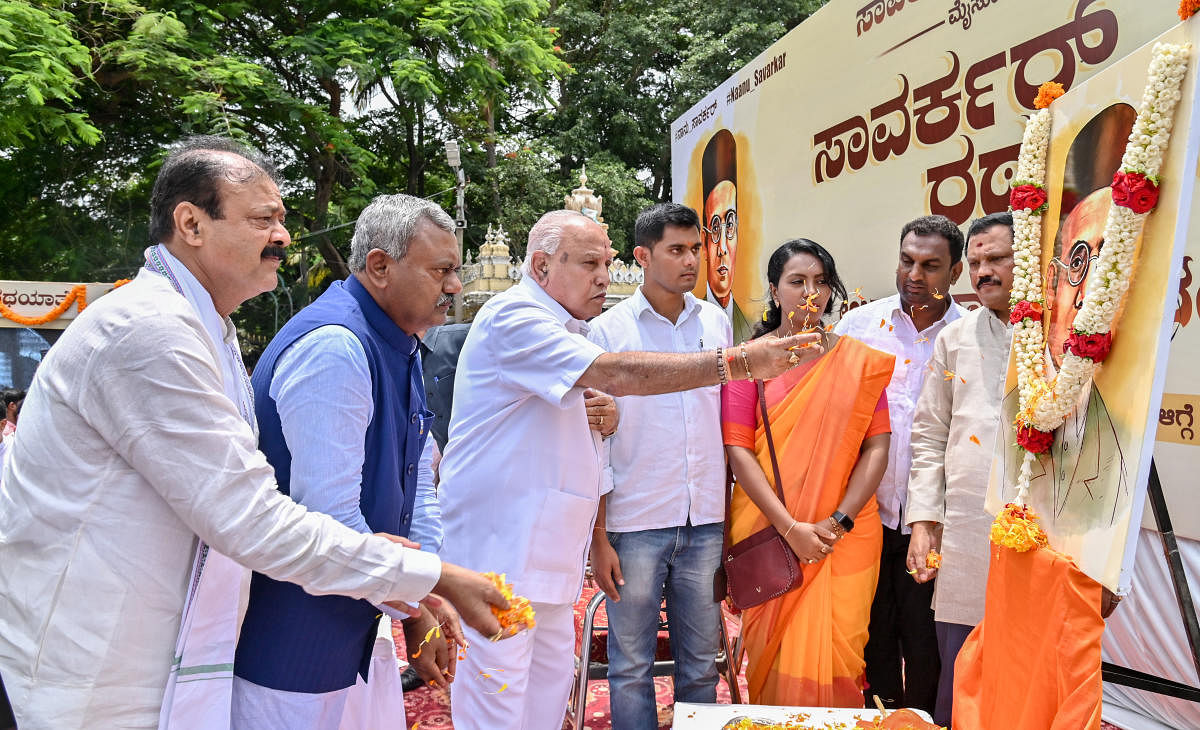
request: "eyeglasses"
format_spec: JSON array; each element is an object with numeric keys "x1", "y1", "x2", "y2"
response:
[
  {"x1": 1051, "y1": 240, "x2": 1101, "y2": 287},
  {"x1": 705, "y1": 210, "x2": 738, "y2": 248}
]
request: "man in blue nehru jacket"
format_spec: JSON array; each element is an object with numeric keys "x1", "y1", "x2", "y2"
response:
[{"x1": 232, "y1": 194, "x2": 469, "y2": 728}]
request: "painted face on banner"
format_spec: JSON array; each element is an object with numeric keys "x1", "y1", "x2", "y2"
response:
[
  {"x1": 704, "y1": 180, "x2": 737, "y2": 307},
  {"x1": 1048, "y1": 188, "x2": 1109, "y2": 367}
]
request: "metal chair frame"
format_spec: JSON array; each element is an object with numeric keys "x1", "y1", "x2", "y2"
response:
[{"x1": 567, "y1": 591, "x2": 743, "y2": 728}]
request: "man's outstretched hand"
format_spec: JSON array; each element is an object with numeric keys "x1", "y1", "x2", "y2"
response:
[{"x1": 429, "y1": 562, "x2": 509, "y2": 640}]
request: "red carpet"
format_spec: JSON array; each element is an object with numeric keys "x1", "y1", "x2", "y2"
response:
[{"x1": 399, "y1": 587, "x2": 1124, "y2": 729}]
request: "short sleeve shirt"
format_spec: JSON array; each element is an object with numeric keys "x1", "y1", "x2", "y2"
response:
[{"x1": 437, "y1": 277, "x2": 606, "y2": 605}]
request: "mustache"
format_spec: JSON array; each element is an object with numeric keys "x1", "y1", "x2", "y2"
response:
[
  {"x1": 976, "y1": 276, "x2": 1000, "y2": 288},
  {"x1": 437, "y1": 294, "x2": 454, "y2": 307},
  {"x1": 261, "y1": 245, "x2": 286, "y2": 259}
]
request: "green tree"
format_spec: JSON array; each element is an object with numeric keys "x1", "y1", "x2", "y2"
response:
[{"x1": 523, "y1": 1, "x2": 826, "y2": 200}]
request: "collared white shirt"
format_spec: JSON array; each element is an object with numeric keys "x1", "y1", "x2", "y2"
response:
[
  {"x1": 907, "y1": 306, "x2": 1011, "y2": 625},
  {"x1": 438, "y1": 276, "x2": 606, "y2": 605},
  {"x1": 0, "y1": 269, "x2": 440, "y2": 728},
  {"x1": 834, "y1": 293, "x2": 965, "y2": 532},
  {"x1": 588, "y1": 288, "x2": 732, "y2": 531}
]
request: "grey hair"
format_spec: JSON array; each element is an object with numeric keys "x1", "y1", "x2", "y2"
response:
[
  {"x1": 348, "y1": 194, "x2": 455, "y2": 272},
  {"x1": 522, "y1": 209, "x2": 591, "y2": 276}
]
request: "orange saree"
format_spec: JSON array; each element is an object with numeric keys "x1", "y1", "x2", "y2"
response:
[{"x1": 722, "y1": 337, "x2": 895, "y2": 706}]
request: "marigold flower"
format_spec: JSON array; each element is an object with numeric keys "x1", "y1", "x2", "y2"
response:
[
  {"x1": 925, "y1": 551, "x2": 942, "y2": 569},
  {"x1": 1180, "y1": 0, "x2": 1200, "y2": 21},
  {"x1": 1034, "y1": 81, "x2": 1065, "y2": 109},
  {"x1": 482, "y1": 572, "x2": 536, "y2": 639},
  {"x1": 990, "y1": 502, "x2": 1049, "y2": 552}
]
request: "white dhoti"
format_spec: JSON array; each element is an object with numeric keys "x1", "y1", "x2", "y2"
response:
[
  {"x1": 450, "y1": 601, "x2": 575, "y2": 730},
  {"x1": 229, "y1": 616, "x2": 407, "y2": 730}
]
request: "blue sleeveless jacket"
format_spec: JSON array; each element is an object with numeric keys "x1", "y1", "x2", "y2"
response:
[{"x1": 234, "y1": 275, "x2": 429, "y2": 693}]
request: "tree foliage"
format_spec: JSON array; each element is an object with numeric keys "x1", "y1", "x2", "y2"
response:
[{"x1": 0, "y1": 0, "x2": 826, "y2": 346}]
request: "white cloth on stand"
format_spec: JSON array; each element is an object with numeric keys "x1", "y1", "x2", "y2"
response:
[{"x1": 1101, "y1": 527, "x2": 1200, "y2": 729}]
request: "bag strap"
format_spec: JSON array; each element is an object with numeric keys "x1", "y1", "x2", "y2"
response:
[
  {"x1": 722, "y1": 379, "x2": 787, "y2": 554},
  {"x1": 756, "y1": 379, "x2": 786, "y2": 504},
  {"x1": 721, "y1": 462, "x2": 734, "y2": 556}
]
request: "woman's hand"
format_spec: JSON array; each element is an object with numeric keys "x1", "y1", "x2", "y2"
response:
[{"x1": 781, "y1": 520, "x2": 839, "y2": 565}]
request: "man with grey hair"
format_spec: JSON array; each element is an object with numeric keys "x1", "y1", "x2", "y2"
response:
[
  {"x1": 439, "y1": 209, "x2": 820, "y2": 729},
  {"x1": 231, "y1": 193, "x2": 469, "y2": 728}
]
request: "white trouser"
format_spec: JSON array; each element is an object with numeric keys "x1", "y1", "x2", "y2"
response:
[
  {"x1": 230, "y1": 617, "x2": 405, "y2": 730},
  {"x1": 230, "y1": 678, "x2": 350, "y2": 730},
  {"x1": 450, "y1": 601, "x2": 575, "y2": 730}
]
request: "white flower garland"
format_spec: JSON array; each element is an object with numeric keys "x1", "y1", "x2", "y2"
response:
[{"x1": 1008, "y1": 42, "x2": 1190, "y2": 497}]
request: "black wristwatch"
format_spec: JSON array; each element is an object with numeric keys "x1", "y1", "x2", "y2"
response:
[{"x1": 831, "y1": 510, "x2": 855, "y2": 533}]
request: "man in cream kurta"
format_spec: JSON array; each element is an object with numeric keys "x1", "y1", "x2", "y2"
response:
[
  {"x1": 0, "y1": 136, "x2": 502, "y2": 730},
  {"x1": 906, "y1": 212, "x2": 1014, "y2": 727}
]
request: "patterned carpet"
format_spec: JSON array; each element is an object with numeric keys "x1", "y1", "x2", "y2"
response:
[{"x1": 399, "y1": 587, "x2": 1124, "y2": 730}]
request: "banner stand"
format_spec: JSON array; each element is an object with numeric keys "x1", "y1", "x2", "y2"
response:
[{"x1": 1101, "y1": 460, "x2": 1200, "y2": 703}]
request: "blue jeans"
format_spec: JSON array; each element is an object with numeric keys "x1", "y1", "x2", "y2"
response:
[{"x1": 604, "y1": 522, "x2": 724, "y2": 730}]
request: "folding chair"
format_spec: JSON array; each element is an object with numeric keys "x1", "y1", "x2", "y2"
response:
[{"x1": 567, "y1": 591, "x2": 742, "y2": 729}]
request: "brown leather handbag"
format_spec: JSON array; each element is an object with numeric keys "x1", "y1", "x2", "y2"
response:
[{"x1": 714, "y1": 380, "x2": 803, "y2": 611}]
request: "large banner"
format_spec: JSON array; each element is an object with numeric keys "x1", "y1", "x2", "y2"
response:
[
  {"x1": 986, "y1": 23, "x2": 1200, "y2": 592},
  {"x1": 670, "y1": 2, "x2": 1200, "y2": 548}
]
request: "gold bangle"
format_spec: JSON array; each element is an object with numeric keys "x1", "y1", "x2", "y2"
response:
[
  {"x1": 739, "y1": 342, "x2": 753, "y2": 380},
  {"x1": 716, "y1": 347, "x2": 729, "y2": 385},
  {"x1": 782, "y1": 520, "x2": 798, "y2": 538}
]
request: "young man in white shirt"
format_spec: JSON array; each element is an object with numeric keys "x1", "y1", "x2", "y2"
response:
[
  {"x1": 587, "y1": 203, "x2": 733, "y2": 729},
  {"x1": 438, "y1": 210, "x2": 818, "y2": 730},
  {"x1": 833, "y1": 214, "x2": 965, "y2": 713}
]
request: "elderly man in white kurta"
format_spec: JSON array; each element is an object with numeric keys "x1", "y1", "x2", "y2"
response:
[
  {"x1": 438, "y1": 210, "x2": 819, "y2": 730},
  {"x1": 0, "y1": 136, "x2": 505, "y2": 730},
  {"x1": 905, "y1": 212, "x2": 1014, "y2": 727}
]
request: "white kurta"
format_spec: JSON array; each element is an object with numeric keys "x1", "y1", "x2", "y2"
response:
[
  {"x1": 906, "y1": 306, "x2": 1011, "y2": 626},
  {"x1": 0, "y1": 269, "x2": 440, "y2": 729}
]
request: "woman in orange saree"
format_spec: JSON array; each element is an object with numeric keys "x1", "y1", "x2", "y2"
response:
[{"x1": 722, "y1": 239, "x2": 894, "y2": 706}]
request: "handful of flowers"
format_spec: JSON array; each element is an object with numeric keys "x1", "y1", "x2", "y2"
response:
[
  {"x1": 482, "y1": 572, "x2": 536, "y2": 640},
  {"x1": 989, "y1": 503, "x2": 1049, "y2": 552},
  {"x1": 925, "y1": 550, "x2": 942, "y2": 570}
]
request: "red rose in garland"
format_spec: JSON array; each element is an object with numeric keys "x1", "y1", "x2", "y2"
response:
[
  {"x1": 1111, "y1": 171, "x2": 1159, "y2": 214},
  {"x1": 1016, "y1": 424, "x2": 1054, "y2": 454},
  {"x1": 1010, "y1": 184, "x2": 1048, "y2": 212},
  {"x1": 1066, "y1": 331, "x2": 1113, "y2": 362},
  {"x1": 1009, "y1": 300, "x2": 1043, "y2": 324}
]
